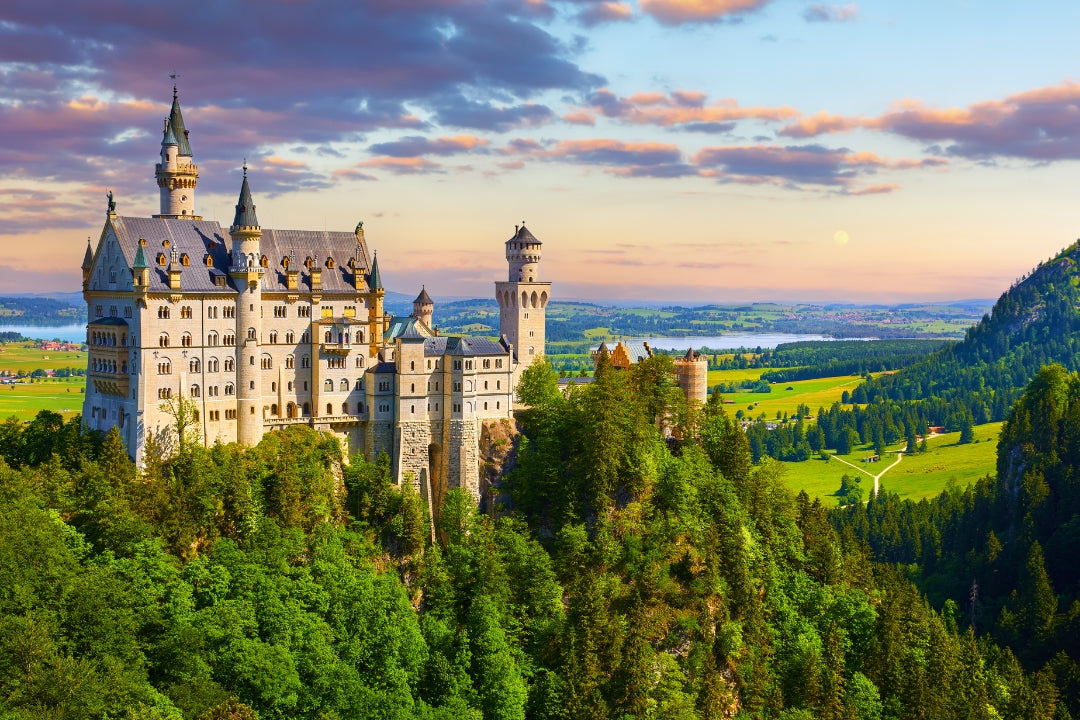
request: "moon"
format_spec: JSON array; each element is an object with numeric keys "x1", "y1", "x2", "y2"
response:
[{"x1": 834, "y1": 230, "x2": 849, "y2": 246}]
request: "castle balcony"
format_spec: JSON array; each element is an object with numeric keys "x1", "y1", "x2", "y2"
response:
[
  {"x1": 320, "y1": 342, "x2": 352, "y2": 356},
  {"x1": 264, "y1": 416, "x2": 313, "y2": 428},
  {"x1": 89, "y1": 370, "x2": 129, "y2": 397}
]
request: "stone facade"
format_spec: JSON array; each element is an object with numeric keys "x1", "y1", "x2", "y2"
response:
[{"x1": 80, "y1": 89, "x2": 549, "y2": 508}]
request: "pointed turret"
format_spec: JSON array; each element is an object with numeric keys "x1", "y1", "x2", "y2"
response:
[
  {"x1": 413, "y1": 286, "x2": 434, "y2": 328},
  {"x1": 231, "y1": 166, "x2": 260, "y2": 230},
  {"x1": 367, "y1": 251, "x2": 385, "y2": 357},
  {"x1": 369, "y1": 252, "x2": 383, "y2": 290},
  {"x1": 132, "y1": 242, "x2": 150, "y2": 290},
  {"x1": 165, "y1": 84, "x2": 193, "y2": 156},
  {"x1": 81, "y1": 239, "x2": 94, "y2": 288},
  {"x1": 155, "y1": 85, "x2": 200, "y2": 218}
]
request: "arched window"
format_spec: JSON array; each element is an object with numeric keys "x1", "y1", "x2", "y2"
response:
[
  {"x1": 285, "y1": 355, "x2": 294, "y2": 369},
  {"x1": 303, "y1": 403, "x2": 310, "y2": 416},
  {"x1": 287, "y1": 403, "x2": 295, "y2": 418},
  {"x1": 159, "y1": 333, "x2": 169, "y2": 347},
  {"x1": 181, "y1": 333, "x2": 192, "y2": 347},
  {"x1": 207, "y1": 331, "x2": 218, "y2": 346},
  {"x1": 247, "y1": 328, "x2": 256, "y2": 340},
  {"x1": 271, "y1": 403, "x2": 278, "y2": 416},
  {"x1": 340, "y1": 379, "x2": 349, "y2": 391},
  {"x1": 342, "y1": 402, "x2": 348, "y2": 414},
  {"x1": 224, "y1": 382, "x2": 234, "y2": 395},
  {"x1": 269, "y1": 331, "x2": 278, "y2": 344},
  {"x1": 190, "y1": 384, "x2": 200, "y2": 398},
  {"x1": 326, "y1": 403, "x2": 333, "y2": 415},
  {"x1": 207, "y1": 357, "x2": 218, "y2": 372},
  {"x1": 261, "y1": 355, "x2": 272, "y2": 369},
  {"x1": 190, "y1": 358, "x2": 200, "y2": 373},
  {"x1": 325, "y1": 379, "x2": 334, "y2": 391},
  {"x1": 355, "y1": 378, "x2": 363, "y2": 390},
  {"x1": 224, "y1": 357, "x2": 234, "y2": 372},
  {"x1": 324, "y1": 330, "x2": 332, "y2": 343},
  {"x1": 285, "y1": 331, "x2": 294, "y2": 344},
  {"x1": 355, "y1": 356, "x2": 364, "y2": 368}
]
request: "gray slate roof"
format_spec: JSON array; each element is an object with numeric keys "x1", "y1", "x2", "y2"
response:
[
  {"x1": 232, "y1": 172, "x2": 259, "y2": 228},
  {"x1": 109, "y1": 216, "x2": 371, "y2": 295}
]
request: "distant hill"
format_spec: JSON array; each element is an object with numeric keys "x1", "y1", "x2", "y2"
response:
[
  {"x1": 861, "y1": 242, "x2": 1080, "y2": 421},
  {"x1": 0, "y1": 296, "x2": 86, "y2": 326}
]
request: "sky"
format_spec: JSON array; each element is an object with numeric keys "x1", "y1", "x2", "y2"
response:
[{"x1": 3, "y1": 0, "x2": 1080, "y2": 304}]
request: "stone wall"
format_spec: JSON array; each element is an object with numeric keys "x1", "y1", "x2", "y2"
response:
[
  {"x1": 478, "y1": 418, "x2": 519, "y2": 512},
  {"x1": 447, "y1": 419, "x2": 480, "y2": 502},
  {"x1": 395, "y1": 420, "x2": 432, "y2": 490}
]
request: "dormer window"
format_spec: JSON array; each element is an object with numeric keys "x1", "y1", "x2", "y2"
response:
[
  {"x1": 162, "y1": 239, "x2": 170, "y2": 249},
  {"x1": 181, "y1": 254, "x2": 190, "y2": 266},
  {"x1": 282, "y1": 256, "x2": 290, "y2": 269},
  {"x1": 326, "y1": 257, "x2": 335, "y2": 269},
  {"x1": 260, "y1": 255, "x2": 269, "y2": 268},
  {"x1": 205, "y1": 254, "x2": 213, "y2": 267},
  {"x1": 157, "y1": 253, "x2": 167, "y2": 266},
  {"x1": 305, "y1": 257, "x2": 314, "y2": 269}
]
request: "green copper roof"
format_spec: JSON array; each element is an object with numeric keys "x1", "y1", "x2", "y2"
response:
[
  {"x1": 163, "y1": 88, "x2": 193, "y2": 156},
  {"x1": 132, "y1": 244, "x2": 149, "y2": 269},
  {"x1": 369, "y1": 252, "x2": 382, "y2": 290},
  {"x1": 231, "y1": 169, "x2": 259, "y2": 229}
]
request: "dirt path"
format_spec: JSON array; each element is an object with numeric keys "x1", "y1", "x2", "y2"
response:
[{"x1": 828, "y1": 450, "x2": 904, "y2": 497}]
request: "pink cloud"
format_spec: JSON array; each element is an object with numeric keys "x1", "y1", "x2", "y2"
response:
[
  {"x1": 778, "y1": 80, "x2": 1080, "y2": 161},
  {"x1": 582, "y1": 88, "x2": 798, "y2": 128},
  {"x1": 639, "y1": 0, "x2": 774, "y2": 25}
]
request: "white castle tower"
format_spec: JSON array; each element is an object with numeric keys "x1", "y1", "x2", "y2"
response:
[
  {"x1": 154, "y1": 84, "x2": 200, "y2": 219},
  {"x1": 495, "y1": 222, "x2": 550, "y2": 384},
  {"x1": 229, "y1": 166, "x2": 265, "y2": 446}
]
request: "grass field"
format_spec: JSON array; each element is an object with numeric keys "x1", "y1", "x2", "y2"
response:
[
  {"x1": 0, "y1": 342, "x2": 87, "y2": 373},
  {"x1": 778, "y1": 421, "x2": 1002, "y2": 504},
  {"x1": 0, "y1": 376, "x2": 85, "y2": 420},
  {"x1": 708, "y1": 368, "x2": 871, "y2": 420}
]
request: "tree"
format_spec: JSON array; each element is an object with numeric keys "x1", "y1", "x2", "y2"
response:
[{"x1": 959, "y1": 413, "x2": 974, "y2": 444}]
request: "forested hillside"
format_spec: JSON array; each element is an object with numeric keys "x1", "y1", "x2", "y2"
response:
[
  {"x1": 861, "y1": 242, "x2": 1080, "y2": 421},
  {"x1": 0, "y1": 355, "x2": 1071, "y2": 719},
  {"x1": 833, "y1": 364, "x2": 1080, "y2": 711}
]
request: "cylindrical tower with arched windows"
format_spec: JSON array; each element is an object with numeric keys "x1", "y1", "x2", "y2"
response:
[
  {"x1": 494, "y1": 222, "x2": 551, "y2": 385},
  {"x1": 228, "y1": 166, "x2": 264, "y2": 445}
]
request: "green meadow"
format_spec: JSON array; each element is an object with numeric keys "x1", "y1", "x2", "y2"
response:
[
  {"x1": 0, "y1": 342, "x2": 87, "y2": 420},
  {"x1": 0, "y1": 376, "x2": 85, "y2": 420},
  {"x1": 709, "y1": 367, "x2": 871, "y2": 419},
  {"x1": 777, "y1": 421, "x2": 1002, "y2": 504}
]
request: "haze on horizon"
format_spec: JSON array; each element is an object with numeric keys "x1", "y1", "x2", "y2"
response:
[{"x1": 2, "y1": 1, "x2": 1080, "y2": 304}]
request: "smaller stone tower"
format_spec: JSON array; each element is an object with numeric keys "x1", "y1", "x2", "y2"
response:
[
  {"x1": 229, "y1": 166, "x2": 264, "y2": 446},
  {"x1": 495, "y1": 222, "x2": 551, "y2": 383},
  {"x1": 413, "y1": 286, "x2": 434, "y2": 328},
  {"x1": 674, "y1": 348, "x2": 709, "y2": 405},
  {"x1": 154, "y1": 85, "x2": 200, "y2": 219}
]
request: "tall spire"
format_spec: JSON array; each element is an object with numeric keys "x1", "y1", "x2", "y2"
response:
[
  {"x1": 369, "y1": 251, "x2": 383, "y2": 290},
  {"x1": 231, "y1": 164, "x2": 259, "y2": 229},
  {"x1": 163, "y1": 82, "x2": 193, "y2": 156}
]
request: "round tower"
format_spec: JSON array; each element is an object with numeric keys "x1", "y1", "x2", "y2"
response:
[
  {"x1": 154, "y1": 84, "x2": 200, "y2": 219},
  {"x1": 495, "y1": 222, "x2": 552, "y2": 378},
  {"x1": 506, "y1": 221, "x2": 542, "y2": 282},
  {"x1": 229, "y1": 166, "x2": 264, "y2": 446},
  {"x1": 413, "y1": 286, "x2": 434, "y2": 328}
]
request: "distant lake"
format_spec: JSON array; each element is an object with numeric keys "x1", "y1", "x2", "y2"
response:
[
  {"x1": 1, "y1": 324, "x2": 86, "y2": 344},
  {"x1": 630, "y1": 333, "x2": 850, "y2": 351}
]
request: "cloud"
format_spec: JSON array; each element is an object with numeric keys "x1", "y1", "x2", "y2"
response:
[
  {"x1": 802, "y1": 3, "x2": 859, "y2": 22},
  {"x1": 352, "y1": 157, "x2": 444, "y2": 175},
  {"x1": 639, "y1": 0, "x2": 775, "y2": 25},
  {"x1": 368, "y1": 135, "x2": 490, "y2": 157},
  {"x1": 576, "y1": 1, "x2": 634, "y2": 26},
  {"x1": 692, "y1": 143, "x2": 943, "y2": 188},
  {"x1": 543, "y1": 138, "x2": 683, "y2": 166},
  {"x1": 580, "y1": 88, "x2": 798, "y2": 129},
  {"x1": 844, "y1": 183, "x2": 899, "y2": 196},
  {"x1": 778, "y1": 80, "x2": 1080, "y2": 161}
]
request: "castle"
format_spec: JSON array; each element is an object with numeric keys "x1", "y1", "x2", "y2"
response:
[{"x1": 81, "y1": 87, "x2": 549, "y2": 501}]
